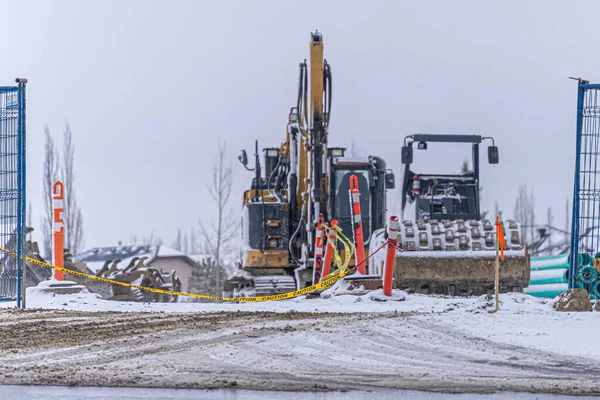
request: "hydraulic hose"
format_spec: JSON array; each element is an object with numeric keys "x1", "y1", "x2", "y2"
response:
[
  {"x1": 289, "y1": 201, "x2": 307, "y2": 264},
  {"x1": 323, "y1": 60, "x2": 332, "y2": 127}
]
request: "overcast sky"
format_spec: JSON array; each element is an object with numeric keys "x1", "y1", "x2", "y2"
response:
[{"x1": 1, "y1": 0, "x2": 597, "y2": 252}]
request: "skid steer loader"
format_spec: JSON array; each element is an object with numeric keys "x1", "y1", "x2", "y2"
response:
[{"x1": 370, "y1": 134, "x2": 530, "y2": 296}]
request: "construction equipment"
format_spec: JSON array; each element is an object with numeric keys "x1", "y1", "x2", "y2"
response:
[
  {"x1": 371, "y1": 134, "x2": 530, "y2": 296},
  {"x1": 224, "y1": 31, "x2": 395, "y2": 297}
]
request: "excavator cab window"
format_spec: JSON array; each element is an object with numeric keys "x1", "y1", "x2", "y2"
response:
[{"x1": 333, "y1": 169, "x2": 372, "y2": 244}]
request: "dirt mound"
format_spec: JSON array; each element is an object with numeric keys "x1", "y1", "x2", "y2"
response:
[
  {"x1": 595, "y1": 300, "x2": 600, "y2": 312},
  {"x1": 553, "y1": 289, "x2": 592, "y2": 312}
]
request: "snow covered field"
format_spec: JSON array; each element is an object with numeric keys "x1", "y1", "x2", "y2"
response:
[{"x1": 0, "y1": 287, "x2": 599, "y2": 396}]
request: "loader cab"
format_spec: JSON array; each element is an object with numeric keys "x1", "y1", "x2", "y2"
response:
[
  {"x1": 400, "y1": 134, "x2": 498, "y2": 222},
  {"x1": 328, "y1": 148, "x2": 394, "y2": 245}
]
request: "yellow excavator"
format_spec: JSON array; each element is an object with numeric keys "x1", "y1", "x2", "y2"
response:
[
  {"x1": 224, "y1": 31, "x2": 395, "y2": 297},
  {"x1": 224, "y1": 31, "x2": 529, "y2": 299}
]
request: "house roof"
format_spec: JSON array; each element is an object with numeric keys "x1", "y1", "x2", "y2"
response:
[{"x1": 76, "y1": 244, "x2": 196, "y2": 274}]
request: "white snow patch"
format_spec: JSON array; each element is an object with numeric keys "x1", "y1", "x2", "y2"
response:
[{"x1": 368, "y1": 289, "x2": 407, "y2": 302}]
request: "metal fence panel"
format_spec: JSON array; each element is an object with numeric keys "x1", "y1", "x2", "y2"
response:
[
  {"x1": 0, "y1": 82, "x2": 26, "y2": 306},
  {"x1": 570, "y1": 81, "x2": 600, "y2": 299}
]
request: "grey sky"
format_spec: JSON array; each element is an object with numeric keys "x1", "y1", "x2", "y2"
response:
[{"x1": 0, "y1": 0, "x2": 595, "y2": 251}]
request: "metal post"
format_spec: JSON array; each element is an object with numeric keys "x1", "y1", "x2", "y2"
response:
[
  {"x1": 17, "y1": 79, "x2": 27, "y2": 309},
  {"x1": 569, "y1": 81, "x2": 586, "y2": 290}
]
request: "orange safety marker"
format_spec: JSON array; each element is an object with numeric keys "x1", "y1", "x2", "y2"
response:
[
  {"x1": 493, "y1": 216, "x2": 506, "y2": 312},
  {"x1": 321, "y1": 219, "x2": 338, "y2": 281},
  {"x1": 384, "y1": 216, "x2": 399, "y2": 296},
  {"x1": 313, "y1": 217, "x2": 325, "y2": 284},
  {"x1": 349, "y1": 175, "x2": 366, "y2": 274},
  {"x1": 495, "y1": 216, "x2": 506, "y2": 261},
  {"x1": 53, "y1": 181, "x2": 65, "y2": 280}
]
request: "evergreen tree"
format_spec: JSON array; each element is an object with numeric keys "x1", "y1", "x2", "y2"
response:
[{"x1": 188, "y1": 257, "x2": 227, "y2": 298}]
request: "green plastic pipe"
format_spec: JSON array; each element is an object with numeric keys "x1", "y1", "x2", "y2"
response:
[
  {"x1": 524, "y1": 283, "x2": 568, "y2": 298},
  {"x1": 530, "y1": 268, "x2": 568, "y2": 285}
]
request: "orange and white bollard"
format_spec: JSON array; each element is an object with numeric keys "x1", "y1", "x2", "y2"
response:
[
  {"x1": 493, "y1": 216, "x2": 507, "y2": 312},
  {"x1": 313, "y1": 217, "x2": 325, "y2": 284},
  {"x1": 383, "y1": 216, "x2": 399, "y2": 296},
  {"x1": 349, "y1": 175, "x2": 366, "y2": 274},
  {"x1": 321, "y1": 219, "x2": 338, "y2": 281},
  {"x1": 53, "y1": 181, "x2": 65, "y2": 280}
]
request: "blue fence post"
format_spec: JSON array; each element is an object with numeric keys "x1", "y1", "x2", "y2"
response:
[
  {"x1": 569, "y1": 80, "x2": 586, "y2": 290},
  {"x1": 0, "y1": 79, "x2": 27, "y2": 307},
  {"x1": 16, "y1": 78, "x2": 26, "y2": 308}
]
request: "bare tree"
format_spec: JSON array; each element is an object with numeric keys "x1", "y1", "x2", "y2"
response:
[
  {"x1": 347, "y1": 136, "x2": 361, "y2": 157},
  {"x1": 142, "y1": 232, "x2": 163, "y2": 246},
  {"x1": 546, "y1": 207, "x2": 554, "y2": 255},
  {"x1": 565, "y1": 196, "x2": 570, "y2": 245},
  {"x1": 172, "y1": 228, "x2": 183, "y2": 251},
  {"x1": 41, "y1": 125, "x2": 58, "y2": 260},
  {"x1": 513, "y1": 183, "x2": 532, "y2": 246},
  {"x1": 27, "y1": 202, "x2": 32, "y2": 241},
  {"x1": 199, "y1": 140, "x2": 236, "y2": 296},
  {"x1": 128, "y1": 232, "x2": 138, "y2": 245},
  {"x1": 183, "y1": 232, "x2": 189, "y2": 254},
  {"x1": 528, "y1": 186, "x2": 536, "y2": 244},
  {"x1": 494, "y1": 201, "x2": 502, "y2": 220},
  {"x1": 62, "y1": 121, "x2": 85, "y2": 255},
  {"x1": 190, "y1": 227, "x2": 198, "y2": 254},
  {"x1": 125, "y1": 231, "x2": 162, "y2": 246}
]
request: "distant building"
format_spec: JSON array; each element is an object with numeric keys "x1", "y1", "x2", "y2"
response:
[{"x1": 76, "y1": 245, "x2": 196, "y2": 292}]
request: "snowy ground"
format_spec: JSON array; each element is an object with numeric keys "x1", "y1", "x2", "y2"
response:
[{"x1": 0, "y1": 286, "x2": 599, "y2": 395}]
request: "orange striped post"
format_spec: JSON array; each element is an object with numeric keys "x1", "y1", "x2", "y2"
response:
[
  {"x1": 349, "y1": 175, "x2": 366, "y2": 274},
  {"x1": 313, "y1": 217, "x2": 325, "y2": 284},
  {"x1": 53, "y1": 181, "x2": 65, "y2": 280},
  {"x1": 494, "y1": 216, "x2": 506, "y2": 312},
  {"x1": 321, "y1": 219, "x2": 338, "y2": 281},
  {"x1": 384, "y1": 216, "x2": 399, "y2": 296}
]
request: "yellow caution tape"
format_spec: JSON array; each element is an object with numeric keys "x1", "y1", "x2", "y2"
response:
[
  {"x1": 321, "y1": 223, "x2": 354, "y2": 273},
  {"x1": 0, "y1": 246, "x2": 352, "y2": 303}
]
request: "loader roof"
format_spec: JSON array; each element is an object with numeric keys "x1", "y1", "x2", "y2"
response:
[{"x1": 407, "y1": 134, "x2": 483, "y2": 144}]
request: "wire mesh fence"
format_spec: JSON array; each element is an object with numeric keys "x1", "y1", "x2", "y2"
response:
[
  {"x1": 570, "y1": 81, "x2": 600, "y2": 300},
  {"x1": 0, "y1": 83, "x2": 26, "y2": 305}
]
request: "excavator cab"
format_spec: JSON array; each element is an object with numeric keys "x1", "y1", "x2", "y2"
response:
[{"x1": 328, "y1": 153, "x2": 394, "y2": 248}]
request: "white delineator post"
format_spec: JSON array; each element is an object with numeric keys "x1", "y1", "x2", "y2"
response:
[
  {"x1": 321, "y1": 219, "x2": 338, "y2": 282},
  {"x1": 312, "y1": 217, "x2": 325, "y2": 284}
]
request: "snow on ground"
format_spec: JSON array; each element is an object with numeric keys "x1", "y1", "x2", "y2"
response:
[
  {"x1": 11, "y1": 283, "x2": 600, "y2": 363},
  {"x1": 15, "y1": 284, "x2": 449, "y2": 314},
  {"x1": 2, "y1": 284, "x2": 600, "y2": 395}
]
